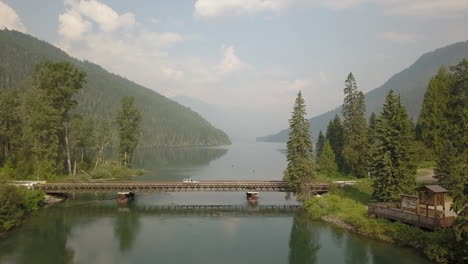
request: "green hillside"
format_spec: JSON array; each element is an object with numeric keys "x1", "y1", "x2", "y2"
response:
[
  {"x1": 0, "y1": 29, "x2": 230, "y2": 147},
  {"x1": 258, "y1": 40, "x2": 468, "y2": 142}
]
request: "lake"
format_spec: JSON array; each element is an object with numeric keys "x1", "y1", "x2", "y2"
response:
[{"x1": 0, "y1": 142, "x2": 432, "y2": 264}]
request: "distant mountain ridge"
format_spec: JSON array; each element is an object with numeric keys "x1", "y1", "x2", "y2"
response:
[
  {"x1": 258, "y1": 40, "x2": 468, "y2": 142},
  {"x1": 0, "y1": 29, "x2": 230, "y2": 147}
]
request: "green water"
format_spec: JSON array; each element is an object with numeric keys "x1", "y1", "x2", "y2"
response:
[{"x1": 0, "y1": 142, "x2": 432, "y2": 264}]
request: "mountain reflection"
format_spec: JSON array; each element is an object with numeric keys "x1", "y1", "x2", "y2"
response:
[{"x1": 131, "y1": 147, "x2": 228, "y2": 177}]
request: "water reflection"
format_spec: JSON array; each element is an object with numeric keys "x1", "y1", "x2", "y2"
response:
[
  {"x1": 288, "y1": 211, "x2": 320, "y2": 264},
  {"x1": 131, "y1": 147, "x2": 228, "y2": 181},
  {"x1": 14, "y1": 214, "x2": 74, "y2": 264},
  {"x1": 0, "y1": 202, "x2": 433, "y2": 264},
  {"x1": 113, "y1": 202, "x2": 141, "y2": 253}
]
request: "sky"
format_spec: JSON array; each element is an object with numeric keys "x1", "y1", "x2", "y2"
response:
[{"x1": 1, "y1": 0, "x2": 468, "y2": 137}]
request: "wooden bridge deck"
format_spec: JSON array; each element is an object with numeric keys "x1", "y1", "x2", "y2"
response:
[{"x1": 34, "y1": 181, "x2": 329, "y2": 194}]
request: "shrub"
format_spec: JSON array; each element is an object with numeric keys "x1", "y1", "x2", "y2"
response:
[{"x1": 0, "y1": 184, "x2": 44, "y2": 232}]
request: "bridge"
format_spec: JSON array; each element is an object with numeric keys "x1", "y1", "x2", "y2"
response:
[{"x1": 34, "y1": 180, "x2": 329, "y2": 194}]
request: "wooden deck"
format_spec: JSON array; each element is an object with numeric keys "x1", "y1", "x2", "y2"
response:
[
  {"x1": 35, "y1": 181, "x2": 329, "y2": 194},
  {"x1": 368, "y1": 202, "x2": 455, "y2": 230}
]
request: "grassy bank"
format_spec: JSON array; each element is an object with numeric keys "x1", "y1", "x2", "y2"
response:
[
  {"x1": 303, "y1": 180, "x2": 459, "y2": 263},
  {"x1": 60, "y1": 163, "x2": 145, "y2": 182},
  {"x1": 0, "y1": 184, "x2": 44, "y2": 232}
]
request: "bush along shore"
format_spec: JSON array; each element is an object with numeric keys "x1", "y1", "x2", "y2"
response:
[
  {"x1": 0, "y1": 162, "x2": 144, "y2": 234},
  {"x1": 0, "y1": 184, "x2": 45, "y2": 233},
  {"x1": 303, "y1": 180, "x2": 461, "y2": 263}
]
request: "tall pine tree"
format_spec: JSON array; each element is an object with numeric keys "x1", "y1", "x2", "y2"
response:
[
  {"x1": 435, "y1": 59, "x2": 468, "y2": 212},
  {"x1": 342, "y1": 73, "x2": 369, "y2": 178},
  {"x1": 325, "y1": 115, "x2": 344, "y2": 170},
  {"x1": 368, "y1": 112, "x2": 377, "y2": 146},
  {"x1": 317, "y1": 140, "x2": 338, "y2": 174},
  {"x1": 284, "y1": 91, "x2": 315, "y2": 187},
  {"x1": 371, "y1": 90, "x2": 416, "y2": 202},
  {"x1": 417, "y1": 67, "x2": 452, "y2": 153},
  {"x1": 315, "y1": 130, "x2": 326, "y2": 160}
]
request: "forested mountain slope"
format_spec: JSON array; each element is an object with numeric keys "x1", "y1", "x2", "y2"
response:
[
  {"x1": 0, "y1": 29, "x2": 230, "y2": 147},
  {"x1": 258, "y1": 40, "x2": 468, "y2": 142}
]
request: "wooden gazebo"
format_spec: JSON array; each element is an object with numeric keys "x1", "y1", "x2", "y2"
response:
[
  {"x1": 368, "y1": 185, "x2": 455, "y2": 230},
  {"x1": 416, "y1": 185, "x2": 449, "y2": 217}
]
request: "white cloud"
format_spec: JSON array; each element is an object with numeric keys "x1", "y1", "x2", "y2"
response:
[
  {"x1": 58, "y1": 0, "x2": 185, "y2": 86},
  {"x1": 59, "y1": 10, "x2": 91, "y2": 41},
  {"x1": 379, "y1": 31, "x2": 420, "y2": 44},
  {"x1": 194, "y1": 0, "x2": 468, "y2": 18},
  {"x1": 216, "y1": 45, "x2": 246, "y2": 74},
  {"x1": 0, "y1": 1, "x2": 26, "y2": 32},
  {"x1": 194, "y1": 0, "x2": 288, "y2": 18},
  {"x1": 286, "y1": 79, "x2": 312, "y2": 91},
  {"x1": 64, "y1": 0, "x2": 134, "y2": 32}
]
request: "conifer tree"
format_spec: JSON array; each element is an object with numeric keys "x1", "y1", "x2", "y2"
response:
[
  {"x1": 284, "y1": 92, "x2": 315, "y2": 187},
  {"x1": 368, "y1": 112, "x2": 377, "y2": 146},
  {"x1": 117, "y1": 96, "x2": 142, "y2": 167},
  {"x1": 431, "y1": 60, "x2": 468, "y2": 260},
  {"x1": 342, "y1": 73, "x2": 369, "y2": 178},
  {"x1": 435, "y1": 59, "x2": 468, "y2": 211},
  {"x1": 325, "y1": 115, "x2": 344, "y2": 170},
  {"x1": 315, "y1": 130, "x2": 326, "y2": 160},
  {"x1": 371, "y1": 90, "x2": 416, "y2": 201},
  {"x1": 317, "y1": 140, "x2": 338, "y2": 174},
  {"x1": 417, "y1": 67, "x2": 452, "y2": 152}
]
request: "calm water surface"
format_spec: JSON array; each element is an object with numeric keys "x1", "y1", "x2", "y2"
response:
[{"x1": 0, "y1": 142, "x2": 432, "y2": 264}]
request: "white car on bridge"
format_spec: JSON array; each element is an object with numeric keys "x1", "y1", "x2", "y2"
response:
[{"x1": 182, "y1": 179, "x2": 199, "y2": 184}]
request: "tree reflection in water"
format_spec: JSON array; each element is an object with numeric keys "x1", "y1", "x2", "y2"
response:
[
  {"x1": 18, "y1": 214, "x2": 75, "y2": 264},
  {"x1": 288, "y1": 211, "x2": 320, "y2": 264},
  {"x1": 113, "y1": 201, "x2": 141, "y2": 253}
]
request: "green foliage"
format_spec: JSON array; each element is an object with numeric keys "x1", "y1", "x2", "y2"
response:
[
  {"x1": 368, "y1": 112, "x2": 377, "y2": 146},
  {"x1": 284, "y1": 92, "x2": 315, "y2": 187},
  {"x1": 90, "y1": 163, "x2": 144, "y2": 180},
  {"x1": 414, "y1": 141, "x2": 435, "y2": 167},
  {"x1": 370, "y1": 90, "x2": 416, "y2": 202},
  {"x1": 342, "y1": 73, "x2": 369, "y2": 178},
  {"x1": 21, "y1": 86, "x2": 62, "y2": 179},
  {"x1": 325, "y1": 115, "x2": 345, "y2": 170},
  {"x1": 434, "y1": 59, "x2": 468, "y2": 212},
  {"x1": 430, "y1": 60, "x2": 468, "y2": 263},
  {"x1": 0, "y1": 29, "x2": 230, "y2": 147},
  {"x1": 0, "y1": 184, "x2": 44, "y2": 232},
  {"x1": 314, "y1": 130, "x2": 325, "y2": 159},
  {"x1": 303, "y1": 181, "x2": 460, "y2": 263},
  {"x1": 116, "y1": 96, "x2": 142, "y2": 166},
  {"x1": 317, "y1": 141, "x2": 338, "y2": 174},
  {"x1": 417, "y1": 67, "x2": 452, "y2": 152}
]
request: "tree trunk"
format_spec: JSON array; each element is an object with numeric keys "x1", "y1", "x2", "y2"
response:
[
  {"x1": 64, "y1": 120, "x2": 72, "y2": 175},
  {"x1": 73, "y1": 159, "x2": 77, "y2": 176}
]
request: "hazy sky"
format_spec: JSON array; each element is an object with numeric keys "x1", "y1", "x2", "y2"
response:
[{"x1": 1, "y1": 0, "x2": 468, "y2": 134}]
